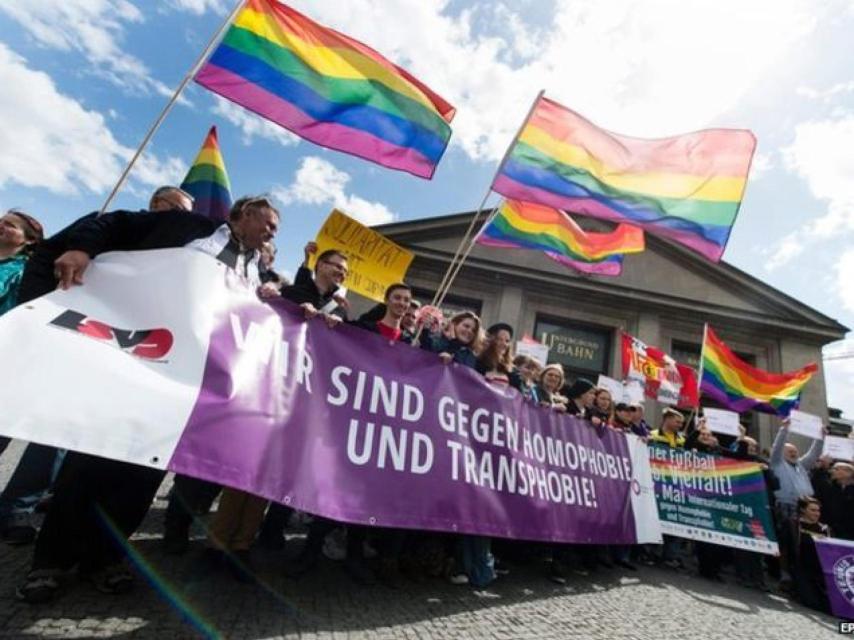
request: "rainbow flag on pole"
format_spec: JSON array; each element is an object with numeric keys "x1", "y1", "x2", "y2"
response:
[
  {"x1": 700, "y1": 325, "x2": 817, "y2": 416},
  {"x1": 475, "y1": 199, "x2": 645, "y2": 276},
  {"x1": 180, "y1": 126, "x2": 233, "y2": 222},
  {"x1": 492, "y1": 96, "x2": 756, "y2": 262},
  {"x1": 195, "y1": 0, "x2": 455, "y2": 179}
]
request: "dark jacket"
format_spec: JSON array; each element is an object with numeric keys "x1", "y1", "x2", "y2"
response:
[
  {"x1": 18, "y1": 209, "x2": 218, "y2": 303},
  {"x1": 813, "y1": 469, "x2": 854, "y2": 540},
  {"x1": 280, "y1": 266, "x2": 346, "y2": 318},
  {"x1": 420, "y1": 333, "x2": 478, "y2": 369}
]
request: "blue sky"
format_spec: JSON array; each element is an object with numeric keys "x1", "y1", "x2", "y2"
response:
[{"x1": 1, "y1": 0, "x2": 853, "y2": 415}]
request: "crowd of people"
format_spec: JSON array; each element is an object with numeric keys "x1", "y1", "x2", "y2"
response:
[{"x1": 0, "y1": 188, "x2": 850, "y2": 617}]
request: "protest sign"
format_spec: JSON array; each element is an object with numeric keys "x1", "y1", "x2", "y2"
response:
[
  {"x1": 516, "y1": 340, "x2": 549, "y2": 367},
  {"x1": 624, "y1": 381, "x2": 646, "y2": 406},
  {"x1": 0, "y1": 250, "x2": 662, "y2": 545},
  {"x1": 815, "y1": 537, "x2": 854, "y2": 619},
  {"x1": 597, "y1": 375, "x2": 625, "y2": 404},
  {"x1": 702, "y1": 407, "x2": 741, "y2": 437},
  {"x1": 823, "y1": 436, "x2": 854, "y2": 462},
  {"x1": 308, "y1": 209, "x2": 413, "y2": 302},
  {"x1": 649, "y1": 443, "x2": 777, "y2": 554},
  {"x1": 787, "y1": 409, "x2": 824, "y2": 440}
]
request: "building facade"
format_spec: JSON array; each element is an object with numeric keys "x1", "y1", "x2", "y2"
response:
[{"x1": 364, "y1": 211, "x2": 848, "y2": 450}]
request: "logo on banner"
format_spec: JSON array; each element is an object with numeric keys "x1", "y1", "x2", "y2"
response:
[
  {"x1": 49, "y1": 309, "x2": 174, "y2": 360},
  {"x1": 833, "y1": 555, "x2": 854, "y2": 604}
]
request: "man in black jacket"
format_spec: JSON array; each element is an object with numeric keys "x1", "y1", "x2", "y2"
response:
[{"x1": 15, "y1": 195, "x2": 280, "y2": 603}]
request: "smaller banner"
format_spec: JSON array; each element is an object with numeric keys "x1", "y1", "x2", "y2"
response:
[
  {"x1": 622, "y1": 332, "x2": 699, "y2": 408},
  {"x1": 815, "y1": 537, "x2": 854, "y2": 619},
  {"x1": 649, "y1": 443, "x2": 778, "y2": 554},
  {"x1": 309, "y1": 209, "x2": 413, "y2": 302}
]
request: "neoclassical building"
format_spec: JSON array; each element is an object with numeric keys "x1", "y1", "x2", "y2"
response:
[{"x1": 361, "y1": 210, "x2": 847, "y2": 450}]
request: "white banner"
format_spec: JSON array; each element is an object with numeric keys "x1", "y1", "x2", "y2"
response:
[{"x1": 0, "y1": 249, "x2": 245, "y2": 469}]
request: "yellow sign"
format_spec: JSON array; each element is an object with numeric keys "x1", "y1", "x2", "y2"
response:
[{"x1": 309, "y1": 209, "x2": 414, "y2": 303}]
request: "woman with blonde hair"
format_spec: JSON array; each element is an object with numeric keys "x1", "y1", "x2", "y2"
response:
[
  {"x1": 421, "y1": 310, "x2": 482, "y2": 368},
  {"x1": 537, "y1": 364, "x2": 568, "y2": 413}
]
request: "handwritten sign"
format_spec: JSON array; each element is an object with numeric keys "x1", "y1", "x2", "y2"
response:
[
  {"x1": 823, "y1": 436, "x2": 854, "y2": 462},
  {"x1": 788, "y1": 409, "x2": 824, "y2": 441},
  {"x1": 702, "y1": 407, "x2": 741, "y2": 437},
  {"x1": 516, "y1": 340, "x2": 550, "y2": 367},
  {"x1": 309, "y1": 209, "x2": 413, "y2": 302},
  {"x1": 597, "y1": 375, "x2": 625, "y2": 404}
]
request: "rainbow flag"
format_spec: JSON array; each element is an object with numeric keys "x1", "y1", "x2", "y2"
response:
[
  {"x1": 700, "y1": 326, "x2": 817, "y2": 416},
  {"x1": 475, "y1": 199, "x2": 644, "y2": 276},
  {"x1": 180, "y1": 126, "x2": 233, "y2": 222},
  {"x1": 195, "y1": 0, "x2": 455, "y2": 179},
  {"x1": 492, "y1": 96, "x2": 756, "y2": 262}
]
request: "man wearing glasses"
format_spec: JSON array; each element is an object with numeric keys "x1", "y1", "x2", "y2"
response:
[{"x1": 15, "y1": 194, "x2": 280, "y2": 603}]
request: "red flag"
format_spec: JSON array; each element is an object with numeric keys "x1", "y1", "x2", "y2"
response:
[{"x1": 621, "y1": 332, "x2": 698, "y2": 409}]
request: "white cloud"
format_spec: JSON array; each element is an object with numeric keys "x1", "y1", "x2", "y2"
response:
[
  {"x1": 0, "y1": 0, "x2": 173, "y2": 97},
  {"x1": 290, "y1": 0, "x2": 819, "y2": 161},
  {"x1": 273, "y1": 157, "x2": 395, "y2": 226},
  {"x1": 764, "y1": 232, "x2": 804, "y2": 272},
  {"x1": 0, "y1": 44, "x2": 184, "y2": 196},
  {"x1": 836, "y1": 250, "x2": 854, "y2": 314},
  {"x1": 797, "y1": 81, "x2": 854, "y2": 102},
  {"x1": 824, "y1": 337, "x2": 854, "y2": 418},
  {"x1": 211, "y1": 97, "x2": 300, "y2": 148},
  {"x1": 166, "y1": 0, "x2": 227, "y2": 15},
  {"x1": 766, "y1": 115, "x2": 854, "y2": 270},
  {"x1": 749, "y1": 152, "x2": 774, "y2": 181}
]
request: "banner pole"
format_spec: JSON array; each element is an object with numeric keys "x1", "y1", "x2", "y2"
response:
[
  {"x1": 428, "y1": 90, "x2": 545, "y2": 308},
  {"x1": 97, "y1": 0, "x2": 246, "y2": 216}
]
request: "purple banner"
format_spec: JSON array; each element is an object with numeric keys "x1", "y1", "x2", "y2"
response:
[
  {"x1": 168, "y1": 299, "x2": 660, "y2": 544},
  {"x1": 816, "y1": 537, "x2": 854, "y2": 619}
]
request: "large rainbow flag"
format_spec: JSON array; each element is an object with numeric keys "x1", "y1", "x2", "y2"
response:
[
  {"x1": 700, "y1": 325, "x2": 817, "y2": 416},
  {"x1": 475, "y1": 199, "x2": 645, "y2": 276},
  {"x1": 492, "y1": 95, "x2": 756, "y2": 262},
  {"x1": 195, "y1": 0, "x2": 455, "y2": 179},
  {"x1": 180, "y1": 126, "x2": 233, "y2": 222}
]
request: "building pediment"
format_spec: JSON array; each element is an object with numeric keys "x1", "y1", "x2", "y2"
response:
[{"x1": 375, "y1": 210, "x2": 847, "y2": 343}]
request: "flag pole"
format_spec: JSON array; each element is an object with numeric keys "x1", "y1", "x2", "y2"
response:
[
  {"x1": 696, "y1": 323, "x2": 709, "y2": 408},
  {"x1": 428, "y1": 89, "x2": 545, "y2": 308},
  {"x1": 97, "y1": 0, "x2": 246, "y2": 216}
]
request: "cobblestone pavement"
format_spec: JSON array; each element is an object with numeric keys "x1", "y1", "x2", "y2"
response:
[{"x1": 0, "y1": 441, "x2": 842, "y2": 639}]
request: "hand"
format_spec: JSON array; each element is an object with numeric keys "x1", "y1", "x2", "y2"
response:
[
  {"x1": 323, "y1": 313, "x2": 342, "y2": 329},
  {"x1": 553, "y1": 404, "x2": 567, "y2": 414},
  {"x1": 54, "y1": 250, "x2": 91, "y2": 290},
  {"x1": 301, "y1": 302, "x2": 319, "y2": 319},
  {"x1": 303, "y1": 241, "x2": 317, "y2": 264},
  {"x1": 258, "y1": 282, "x2": 281, "y2": 299},
  {"x1": 591, "y1": 416, "x2": 603, "y2": 427},
  {"x1": 332, "y1": 294, "x2": 350, "y2": 311},
  {"x1": 438, "y1": 352, "x2": 454, "y2": 365},
  {"x1": 781, "y1": 418, "x2": 790, "y2": 430}
]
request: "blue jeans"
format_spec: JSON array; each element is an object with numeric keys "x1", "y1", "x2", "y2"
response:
[
  {"x1": 0, "y1": 443, "x2": 64, "y2": 528},
  {"x1": 457, "y1": 535, "x2": 496, "y2": 588}
]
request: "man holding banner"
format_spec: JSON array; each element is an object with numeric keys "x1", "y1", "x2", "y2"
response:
[{"x1": 15, "y1": 196, "x2": 281, "y2": 603}]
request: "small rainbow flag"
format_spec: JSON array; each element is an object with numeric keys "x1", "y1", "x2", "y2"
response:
[
  {"x1": 700, "y1": 325, "x2": 817, "y2": 416},
  {"x1": 492, "y1": 95, "x2": 756, "y2": 262},
  {"x1": 195, "y1": 0, "x2": 455, "y2": 179},
  {"x1": 475, "y1": 199, "x2": 644, "y2": 276},
  {"x1": 180, "y1": 126, "x2": 233, "y2": 222}
]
